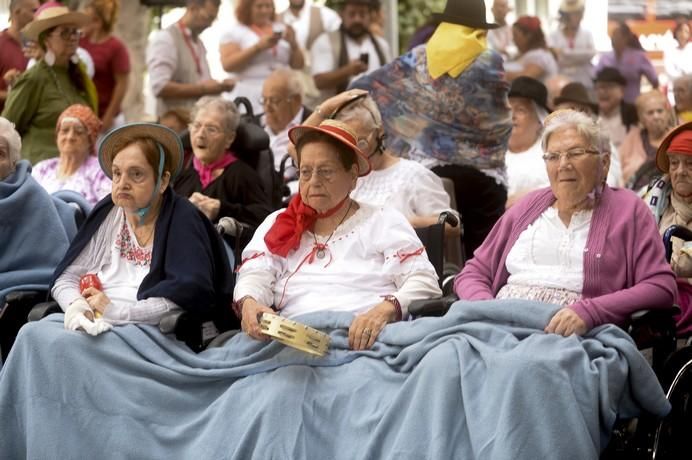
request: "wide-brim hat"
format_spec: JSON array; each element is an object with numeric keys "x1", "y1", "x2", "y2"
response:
[
  {"x1": 559, "y1": 0, "x2": 585, "y2": 13},
  {"x1": 593, "y1": 67, "x2": 627, "y2": 86},
  {"x1": 98, "y1": 123, "x2": 184, "y2": 180},
  {"x1": 655, "y1": 121, "x2": 692, "y2": 173},
  {"x1": 508, "y1": 76, "x2": 551, "y2": 114},
  {"x1": 22, "y1": 2, "x2": 89, "y2": 41},
  {"x1": 553, "y1": 82, "x2": 599, "y2": 114},
  {"x1": 432, "y1": 0, "x2": 499, "y2": 30},
  {"x1": 288, "y1": 119, "x2": 371, "y2": 177}
]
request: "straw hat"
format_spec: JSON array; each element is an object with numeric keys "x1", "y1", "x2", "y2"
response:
[
  {"x1": 98, "y1": 123, "x2": 184, "y2": 180},
  {"x1": 559, "y1": 0, "x2": 585, "y2": 13},
  {"x1": 22, "y1": 2, "x2": 89, "y2": 41},
  {"x1": 288, "y1": 119, "x2": 372, "y2": 176},
  {"x1": 655, "y1": 121, "x2": 692, "y2": 173}
]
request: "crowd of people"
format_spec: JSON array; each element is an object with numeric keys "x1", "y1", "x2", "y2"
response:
[{"x1": 1, "y1": 0, "x2": 692, "y2": 457}]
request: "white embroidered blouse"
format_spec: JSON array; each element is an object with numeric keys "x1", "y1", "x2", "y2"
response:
[{"x1": 234, "y1": 202, "x2": 442, "y2": 319}]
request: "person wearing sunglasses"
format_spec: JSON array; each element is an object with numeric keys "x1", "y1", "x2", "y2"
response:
[{"x1": 1, "y1": 2, "x2": 98, "y2": 165}]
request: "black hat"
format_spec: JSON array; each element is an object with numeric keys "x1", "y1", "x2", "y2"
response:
[
  {"x1": 553, "y1": 82, "x2": 599, "y2": 114},
  {"x1": 432, "y1": 0, "x2": 498, "y2": 30},
  {"x1": 508, "y1": 76, "x2": 551, "y2": 113},
  {"x1": 593, "y1": 67, "x2": 626, "y2": 86}
]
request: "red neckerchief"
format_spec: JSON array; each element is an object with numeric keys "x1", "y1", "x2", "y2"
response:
[
  {"x1": 264, "y1": 194, "x2": 349, "y2": 257},
  {"x1": 178, "y1": 20, "x2": 203, "y2": 76},
  {"x1": 193, "y1": 151, "x2": 237, "y2": 189}
]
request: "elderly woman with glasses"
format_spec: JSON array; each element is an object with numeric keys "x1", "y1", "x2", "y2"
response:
[
  {"x1": 1, "y1": 2, "x2": 97, "y2": 165},
  {"x1": 32, "y1": 104, "x2": 110, "y2": 206},
  {"x1": 457, "y1": 109, "x2": 675, "y2": 336},
  {"x1": 173, "y1": 96, "x2": 272, "y2": 229}
]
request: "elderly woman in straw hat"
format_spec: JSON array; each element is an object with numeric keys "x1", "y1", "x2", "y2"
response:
[
  {"x1": 644, "y1": 121, "x2": 692, "y2": 336},
  {"x1": 41, "y1": 122, "x2": 235, "y2": 336},
  {"x1": 32, "y1": 104, "x2": 110, "y2": 206},
  {"x1": 1, "y1": 1, "x2": 97, "y2": 165},
  {"x1": 234, "y1": 118, "x2": 441, "y2": 349}
]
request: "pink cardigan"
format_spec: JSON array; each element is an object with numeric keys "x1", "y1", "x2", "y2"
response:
[{"x1": 455, "y1": 186, "x2": 677, "y2": 329}]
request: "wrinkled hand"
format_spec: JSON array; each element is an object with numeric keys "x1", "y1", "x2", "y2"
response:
[
  {"x1": 320, "y1": 89, "x2": 369, "y2": 116},
  {"x1": 3, "y1": 68, "x2": 21, "y2": 86},
  {"x1": 189, "y1": 192, "x2": 221, "y2": 220},
  {"x1": 240, "y1": 298, "x2": 275, "y2": 341},
  {"x1": 348, "y1": 301, "x2": 397, "y2": 350},
  {"x1": 545, "y1": 307, "x2": 588, "y2": 337},
  {"x1": 82, "y1": 286, "x2": 111, "y2": 316}
]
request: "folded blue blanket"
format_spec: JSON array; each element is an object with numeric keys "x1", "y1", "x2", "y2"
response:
[{"x1": 0, "y1": 299, "x2": 669, "y2": 459}]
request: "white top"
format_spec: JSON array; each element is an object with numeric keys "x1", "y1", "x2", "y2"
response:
[
  {"x1": 548, "y1": 27, "x2": 596, "y2": 89},
  {"x1": 505, "y1": 139, "x2": 550, "y2": 197},
  {"x1": 147, "y1": 25, "x2": 212, "y2": 98},
  {"x1": 663, "y1": 42, "x2": 692, "y2": 82},
  {"x1": 32, "y1": 155, "x2": 111, "y2": 206},
  {"x1": 310, "y1": 32, "x2": 392, "y2": 99},
  {"x1": 351, "y1": 158, "x2": 457, "y2": 220},
  {"x1": 52, "y1": 207, "x2": 181, "y2": 325},
  {"x1": 279, "y1": 1, "x2": 341, "y2": 51},
  {"x1": 487, "y1": 24, "x2": 515, "y2": 58},
  {"x1": 234, "y1": 202, "x2": 441, "y2": 319},
  {"x1": 505, "y1": 48, "x2": 559, "y2": 84},
  {"x1": 27, "y1": 47, "x2": 95, "y2": 78},
  {"x1": 220, "y1": 22, "x2": 294, "y2": 113},
  {"x1": 262, "y1": 106, "x2": 304, "y2": 174},
  {"x1": 505, "y1": 206, "x2": 591, "y2": 292},
  {"x1": 599, "y1": 110, "x2": 627, "y2": 149}
]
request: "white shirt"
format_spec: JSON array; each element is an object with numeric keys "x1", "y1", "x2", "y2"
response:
[
  {"x1": 234, "y1": 203, "x2": 441, "y2": 319},
  {"x1": 351, "y1": 158, "x2": 457, "y2": 220},
  {"x1": 599, "y1": 110, "x2": 627, "y2": 149},
  {"x1": 505, "y1": 48, "x2": 558, "y2": 84},
  {"x1": 505, "y1": 207, "x2": 592, "y2": 292},
  {"x1": 261, "y1": 107, "x2": 304, "y2": 174},
  {"x1": 310, "y1": 32, "x2": 391, "y2": 99},
  {"x1": 52, "y1": 207, "x2": 181, "y2": 325},
  {"x1": 279, "y1": 1, "x2": 341, "y2": 51},
  {"x1": 505, "y1": 139, "x2": 550, "y2": 198},
  {"x1": 548, "y1": 27, "x2": 596, "y2": 89},
  {"x1": 220, "y1": 22, "x2": 294, "y2": 113},
  {"x1": 487, "y1": 24, "x2": 514, "y2": 58}
]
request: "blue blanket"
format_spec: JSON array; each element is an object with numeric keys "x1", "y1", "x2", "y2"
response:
[
  {"x1": 0, "y1": 160, "x2": 77, "y2": 308},
  {"x1": 0, "y1": 299, "x2": 670, "y2": 459}
]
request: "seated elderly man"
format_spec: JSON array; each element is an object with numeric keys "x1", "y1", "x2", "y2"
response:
[
  {"x1": 260, "y1": 68, "x2": 312, "y2": 176},
  {"x1": 0, "y1": 112, "x2": 672, "y2": 459},
  {"x1": 644, "y1": 120, "x2": 692, "y2": 337}
]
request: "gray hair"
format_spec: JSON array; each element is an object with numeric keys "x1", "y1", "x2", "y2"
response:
[
  {"x1": 674, "y1": 74, "x2": 692, "y2": 93},
  {"x1": 191, "y1": 96, "x2": 240, "y2": 134},
  {"x1": 265, "y1": 68, "x2": 304, "y2": 99},
  {"x1": 0, "y1": 117, "x2": 22, "y2": 166},
  {"x1": 541, "y1": 109, "x2": 610, "y2": 156}
]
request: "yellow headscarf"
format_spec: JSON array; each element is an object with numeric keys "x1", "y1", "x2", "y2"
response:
[{"x1": 426, "y1": 22, "x2": 487, "y2": 79}]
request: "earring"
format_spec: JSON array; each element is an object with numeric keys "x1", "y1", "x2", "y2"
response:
[
  {"x1": 44, "y1": 49, "x2": 56, "y2": 66},
  {"x1": 70, "y1": 53, "x2": 80, "y2": 64}
]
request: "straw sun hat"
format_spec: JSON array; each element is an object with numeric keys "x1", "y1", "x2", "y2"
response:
[{"x1": 22, "y1": 2, "x2": 89, "y2": 41}]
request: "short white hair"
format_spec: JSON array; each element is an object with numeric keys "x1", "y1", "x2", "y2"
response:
[
  {"x1": 191, "y1": 97, "x2": 240, "y2": 134},
  {"x1": 541, "y1": 109, "x2": 610, "y2": 155},
  {"x1": 0, "y1": 117, "x2": 22, "y2": 166},
  {"x1": 264, "y1": 68, "x2": 304, "y2": 99}
]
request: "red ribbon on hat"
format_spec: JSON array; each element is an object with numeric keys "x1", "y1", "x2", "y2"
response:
[{"x1": 668, "y1": 130, "x2": 692, "y2": 156}]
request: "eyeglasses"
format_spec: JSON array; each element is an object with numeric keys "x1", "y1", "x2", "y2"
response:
[
  {"x1": 542, "y1": 148, "x2": 600, "y2": 163},
  {"x1": 297, "y1": 167, "x2": 337, "y2": 182},
  {"x1": 188, "y1": 122, "x2": 223, "y2": 136},
  {"x1": 53, "y1": 27, "x2": 82, "y2": 40},
  {"x1": 260, "y1": 95, "x2": 297, "y2": 107}
]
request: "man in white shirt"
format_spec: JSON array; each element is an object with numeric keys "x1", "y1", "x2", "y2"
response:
[
  {"x1": 279, "y1": 0, "x2": 341, "y2": 52},
  {"x1": 487, "y1": 0, "x2": 514, "y2": 59},
  {"x1": 310, "y1": 0, "x2": 391, "y2": 101},
  {"x1": 146, "y1": 0, "x2": 235, "y2": 117},
  {"x1": 594, "y1": 67, "x2": 638, "y2": 149},
  {"x1": 548, "y1": 0, "x2": 596, "y2": 89},
  {"x1": 260, "y1": 69, "x2": 310, "y2": 175}
]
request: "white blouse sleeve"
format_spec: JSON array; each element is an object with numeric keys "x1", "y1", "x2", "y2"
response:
[
  {"x1": 234, "y1": 211, "x2": 286, "y2": 307},
  {"x1": 409, "y1": 165, "x2": 458, "y2": 220},
  {"x1": 108, "y1": 297, "x2": 181, "y2": 325},
  {"x1": 373, "y1": 208, "x2": 442, "y2": 315},
  {"x1": 51, "y1": 237, "x2": 98, "y2": 312}
]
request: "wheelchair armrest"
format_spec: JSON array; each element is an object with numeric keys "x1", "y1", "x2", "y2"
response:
[
  {"x1": 629, "y1": 306, "x2": 681, "y2": 324},
  {"x1": 159, "y1": 310, "x2": 190, "y2": 335},
  {"x1": 663, "y1": 225, "x2": 692, "y2": 262},
  {"x1": 159, "y1": 310, "x2": 219, "y2": 353},
  {"x1": 5, "y1": 290, "x2": 45, "y2": 306},
  {"x1": 28, "y1": 301, "x2": 62, "y2": 322},
  {"x1": 409, "y1": 294, "x2": 458, "y2": 318}
]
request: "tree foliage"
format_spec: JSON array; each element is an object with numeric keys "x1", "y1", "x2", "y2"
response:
[{"x1": 396, "y1": 0, "x2": 445, "y2": 51}]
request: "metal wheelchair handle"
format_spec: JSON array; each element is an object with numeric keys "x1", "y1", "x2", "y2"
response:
[{"x1": 437, "y1": 211, "x2": 460, "y2": 228}]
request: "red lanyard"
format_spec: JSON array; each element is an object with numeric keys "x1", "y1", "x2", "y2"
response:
[{"x1": 178, "y1": 21, "x2": 203, "y2": 76}]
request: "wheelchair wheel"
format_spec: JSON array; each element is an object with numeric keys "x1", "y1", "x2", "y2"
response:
[{"x1": 652, "y1": 351, "x2": 692, "y2": 459}]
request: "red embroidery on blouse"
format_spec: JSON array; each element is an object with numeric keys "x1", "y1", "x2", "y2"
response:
[
  {"x1": 115, "y1": 220, "x2": 152, "y2": 267},
  {"x1": 396, "y1": 247, "x2": 425, "y2": 264},
  {"x1": 235, "y1": 251, "x2": 266, "y2": 272},
  {"x1": 276, "y1": 243, "x2": 332, "y2": 310}
]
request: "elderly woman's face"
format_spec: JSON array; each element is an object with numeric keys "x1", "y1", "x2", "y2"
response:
[
  {"x1": 545, "y1": 127, "x2": 609, "y2": 209},
  {"x1": 509, "y1": 97, "x2": 541, "y2": 148},
  {"x1": 111, "y1": 144, "x2": 167, "y2": 213},
  {"x1": 298, "y1": 141, "x2": 357, "y2": 213},
  {"x1": 57, "y1": 119, "x2": 90, "y2": 157},
  {"x1": 0, "y1": 137, "x2": 13, "y2": 181},
  {"x1": 639, "y1": 96, "x2": 670, "y2": 138},
  {"x1": 668, "y1": 152, "x2": 692, "y2": 200},
  {"x1": 190, "y1": 108, "x2": 235, "y2": 165}
]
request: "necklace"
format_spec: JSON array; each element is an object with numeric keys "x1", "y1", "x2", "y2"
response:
[
  {"x1": 313, "y1": 200, "x2": 353, "y2": 260},
  {"x1": 47, "y1": 64, "x2": 77, "y2": 106}
]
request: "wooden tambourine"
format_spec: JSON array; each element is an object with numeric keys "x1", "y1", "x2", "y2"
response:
[{"x1": 259, "y1": 313, "x2": 330, "y2": 357}]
